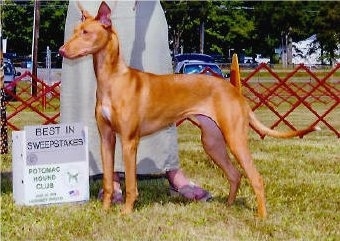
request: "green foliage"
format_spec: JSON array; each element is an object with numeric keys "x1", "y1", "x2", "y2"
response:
[
  {"x1": 2, "y1": 0, "x2": 34, "y2": 54},
  {"x1": 314, "y1": 1, "x2": 340, "y2": 64},
  {"x1": 162, "y1": 1, "x2": 340, "y2": 61},
  {"x1": 1, "y1": 1, "x2": 339, "y2": 63},
  {"x1": 205, "y1": 1, "x2": 255, "y2": 56},
  {"x1": 39, "y1": 1, "x2": 68, "y2": 53},
  {"x1": 1, "y1": 0, "x2": 68, "y2": 55},
  {"x1": 249, "y1": 1, "x2": 323, "y2": 58},
  {"x1": 162, "y1": 0, "x2": 255, "y2": 56}
]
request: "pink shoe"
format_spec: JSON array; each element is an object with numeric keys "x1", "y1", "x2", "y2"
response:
[
  {"x1": 169, "y1": 182, "x2": 212, "y2": 202},
  {"x1": 97, "y1": 188, "x2": 124, "y2": 204}
]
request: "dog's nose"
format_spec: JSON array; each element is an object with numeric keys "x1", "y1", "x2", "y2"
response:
[{"x1": 59, "y1": 47, "x2": 65, "y2": 57}]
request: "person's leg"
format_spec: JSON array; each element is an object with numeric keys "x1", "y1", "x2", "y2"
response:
[
  {"x1": 166, "y1": 169, "x2": 212, "y2": 201},
  {"x1": 166, "y1": 169, "x2": 190, "y2": 187}
]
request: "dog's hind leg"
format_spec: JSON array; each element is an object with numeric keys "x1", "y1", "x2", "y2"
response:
[
  {"x1": 222, "y1": 120, "x2": 267, "y2": 218},
  {"x1": 195, "y1": 115, "x2": 242, "y2": 206}
]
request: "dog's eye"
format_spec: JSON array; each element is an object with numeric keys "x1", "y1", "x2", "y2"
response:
[{"x1": 82, "y1": 30, "x2": 88, "y2": 35}]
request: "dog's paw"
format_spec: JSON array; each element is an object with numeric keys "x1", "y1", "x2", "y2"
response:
[
  {"x1": 121, "y1": 204, "x2": 133, "y2": 215},
  {"x1": 102, "y1": 200, "x2": 112, "y2": 211}
]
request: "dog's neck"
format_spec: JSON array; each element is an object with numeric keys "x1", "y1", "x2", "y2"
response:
[{"x1": 92, "y1": 31, "x2": 129, "y2": 87}]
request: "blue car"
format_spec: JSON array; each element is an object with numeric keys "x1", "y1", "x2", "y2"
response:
[
  {"x1": 3, "y1": 58, "x2": 21, "y2": 101},
  {"x1": 173, "y1": 53, "x2": 226, "y2": 78},
  {"x1": 175, "y1": 60, "x2": 225, "y2": 78}
]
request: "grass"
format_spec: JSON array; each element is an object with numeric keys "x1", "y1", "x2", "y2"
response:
[
  {"x1": 1, "y1": 113, "x2": 339, "y2": 241},
  {"x1": 1, "y1": 72, "x2": 339, "y2": 240}
]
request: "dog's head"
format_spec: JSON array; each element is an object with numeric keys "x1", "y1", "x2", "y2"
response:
[{"x1": 59, "y1": 1, "x2": 116, "y2": 59}]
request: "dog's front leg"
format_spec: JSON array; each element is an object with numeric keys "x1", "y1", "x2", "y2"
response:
[
  {"x1": 98, "y1": 122, "x2": 116, "y2": 210},
  {"x1": 121, "y1": 136, "x2": 139, "y2": 214}
]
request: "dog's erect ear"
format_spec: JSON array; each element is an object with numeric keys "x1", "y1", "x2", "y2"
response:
[
  {"x1": 95, "y1": 1, "x2": 112, "y2": 28},
  {"x1": 81, "y1": 10, "x2": 92, "y2": 22},
  {"x1": 77, "y1": 1, "x2": 92, "y2": 21}
]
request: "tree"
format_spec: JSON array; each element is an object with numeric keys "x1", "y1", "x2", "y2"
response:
[
  {"x1": 205, "y1": 1, "x2": 254, "y2": 58},
  {"x1": 2, "y1": 0, "x2": 67, "y2": 57},
  {"x1": 314, "y1": 1, "x2": 340, "y2": 64},
  {"x1": 161, "y1": 1, "x2": 191, "y2": 55},
  {"x1": 39, "y1": 1, "x2": 68, "y2": 54},
  {"x1": 2, "y1": 0, "x2": 34, "y2": 55},
  {"x1": 249, "y1": 1, "x2": 338, "y2": 63},
  {"x1": 161, "y1": 1, "x2": 212, "y2": 55},
  {"x1": 250, "y1": 1, "x2": 315, "y2": 59},
  {"x1": 162, "y1": 1, "x2": 254, "y2": 59},
  {"x1": 2, "y1": 1, "x2": 339, "y2": 65}
]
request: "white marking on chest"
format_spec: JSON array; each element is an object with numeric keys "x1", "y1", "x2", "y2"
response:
[{"x1": 101, "y1": 105, "x2": 112, "y2": 122}]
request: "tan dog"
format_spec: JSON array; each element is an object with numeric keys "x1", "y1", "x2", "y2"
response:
[{"x1": 59, "y1": 2, "x2": 319, "y2": 218}]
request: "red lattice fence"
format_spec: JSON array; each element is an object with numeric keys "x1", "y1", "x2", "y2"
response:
[
  {"x1": 242, "y1": 63, "x2": 339, "y2": 138},
  {"x1": 4, "y1": 71, "x2": 60, "y2": 131},
  {"x1": 3, "y1": 64, "x2": 340, "y2": 139}
]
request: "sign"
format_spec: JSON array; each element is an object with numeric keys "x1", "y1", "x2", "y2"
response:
[{"x1": 12, "y1": 123, "x2": 89, "y2": 205}]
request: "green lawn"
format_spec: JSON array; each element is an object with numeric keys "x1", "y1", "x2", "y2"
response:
[
  {"x1": 1, "y1": 116, "x2": 339, "y2": 241},
  {"x1": 1, "y1": 68, "x2": 339, "y2": 240}
]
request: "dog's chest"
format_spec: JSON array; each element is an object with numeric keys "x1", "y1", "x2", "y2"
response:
[{"x1": 101, "y1": 105, "x2": 112, "y2": 122}]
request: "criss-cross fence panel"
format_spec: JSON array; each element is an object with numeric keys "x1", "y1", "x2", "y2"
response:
[
  {"x1": 3, "y1": 65, "x2": 340, "y2": 139},
  {"x1": 242, "y1": 63, "x2": 339, "y2": 138},
  {"x1": 4, "y1": 71, "x2": 60, "y2": 131}
]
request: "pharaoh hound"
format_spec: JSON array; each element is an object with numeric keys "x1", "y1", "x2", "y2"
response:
[{"x1": 59, "y1": 2, "x2": 319, "y2": 218}]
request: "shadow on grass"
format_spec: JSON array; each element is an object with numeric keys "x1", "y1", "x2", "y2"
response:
[
  {"x1": 1, "y1": 171, "x2": 252, "y2": 212},
  {"x1": 206, "y1": 195, "x2": 254, "y2": 211},
  {"x1": 89, "y1": 174, "x2": 170, "y2": 204},
  {"x1": 1, "y1": 172, "x2": 12, "y2": 195},
  {"x1": 90, "y1": 174, "x2": 220, "y2": 209}
]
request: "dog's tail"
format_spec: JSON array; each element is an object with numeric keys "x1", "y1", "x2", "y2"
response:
[
  {"x1": 230, "y1": 54, "x2": 242, "y2": 93},
  {"x1": 248, "y1": 108, "x2": 320, "y2": 138}
]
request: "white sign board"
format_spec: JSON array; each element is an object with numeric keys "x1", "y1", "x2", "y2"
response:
[{"x1": 12, "y1": 123, "x2": 89, "y2": 205}]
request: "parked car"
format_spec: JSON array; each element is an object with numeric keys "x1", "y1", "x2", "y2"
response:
[
  {"x1": 173, "y1": 53, "x2": 215, "y2": 64},
  {"x1": 174, "y1": 60, "x2": 225, "y2": 78},
  {"x1": 3, "y1": 58, "x2": 21, "y2": 101},
  {"x1": 255, "y1": 54, "x2": 270, "y2": 64},
  {"x1": 173, "y1": 53, "x2": 226, "y2": 78},
  {"x1": 240, "y1": 56, "x2": 258, "y2": 68}
]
